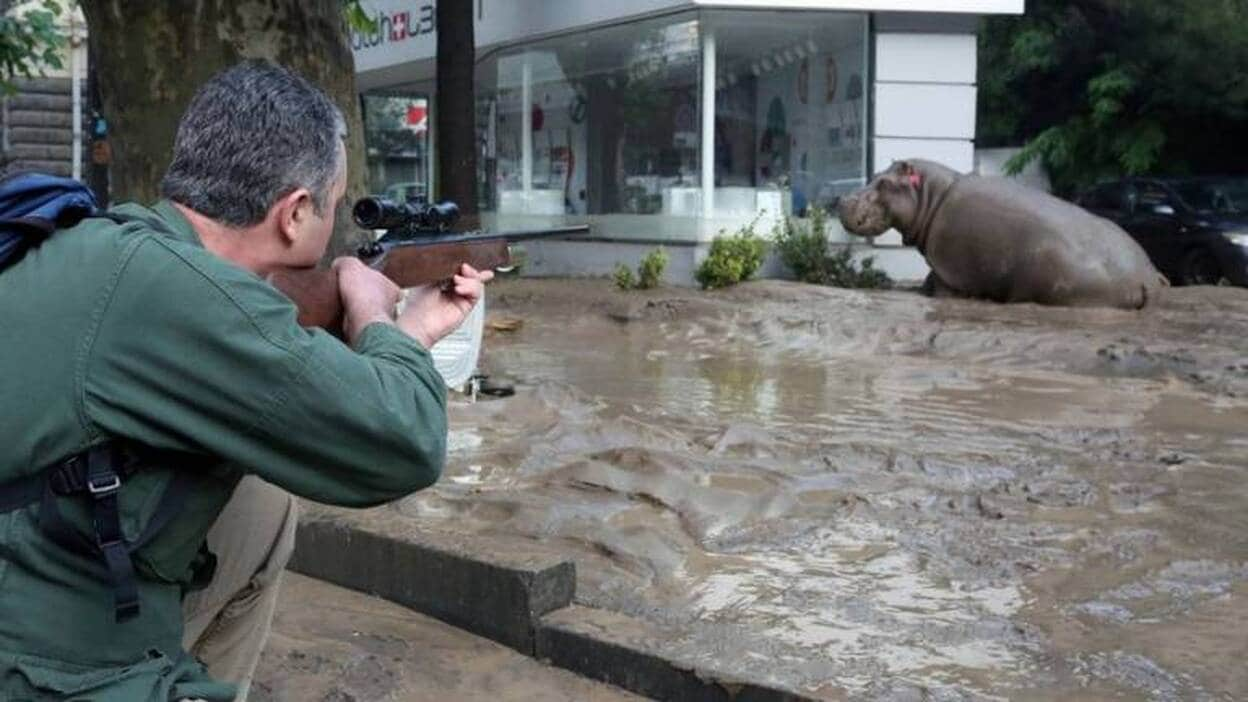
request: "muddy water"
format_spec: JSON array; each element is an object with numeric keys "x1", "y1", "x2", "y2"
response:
[{"x1": 397, "y1": 280, "x2": 1248, "y2": 700}]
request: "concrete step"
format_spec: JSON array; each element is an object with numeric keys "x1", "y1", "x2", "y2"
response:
[
  {"x1": 289, "y1": 510, "x2": 575, "y2": 654},
  {"x1": 253, "y1": 572, "x2": 643, "y2": 702},
  {"x1": 538, "y1": 606, "x2": 822, "y2": 702},
  {"x1": 289, "y1": 506, "x2": 825, "y2": 702}
]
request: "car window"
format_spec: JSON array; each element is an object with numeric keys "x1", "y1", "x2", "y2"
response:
[
  {"x1": 1173, "y1": 181, "x2": 1245, "y2": 215},
  {"x1": 1136, "y1": 182, "x2": 1172, "y2": 209},
  {"x1": 1085, "y1": 183, "x2": 1124, "y2": 211}
]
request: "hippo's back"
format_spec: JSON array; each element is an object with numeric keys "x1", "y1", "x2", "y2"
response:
[
  {"x1": 951, "y1": 175, "x2": 1106, "y2": 238},
  {"x1": 936, "y1": 175, "x2": 1166, "y2": 307}
]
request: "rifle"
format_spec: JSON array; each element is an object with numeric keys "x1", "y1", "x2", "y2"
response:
[{"x1": 267, "y1": 198, "x2": 589, "y2": 331}]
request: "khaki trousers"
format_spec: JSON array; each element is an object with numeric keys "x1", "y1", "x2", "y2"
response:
[{"x1": 181, "y1": 476, "x2": 298, "y2": 702}]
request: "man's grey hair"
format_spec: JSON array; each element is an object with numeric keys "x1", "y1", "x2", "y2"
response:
[{"x1": 161, "y1": 60, "x2": 347, "y2": 228}]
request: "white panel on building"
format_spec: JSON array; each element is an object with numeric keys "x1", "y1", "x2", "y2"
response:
[
  {"x1": 875, "y1": 33, "x2": 977, "y2": 84},
  {"x1": 699, "y1": 0, "x2": 1022, "y2": 12},
  {"x1": 874, "y1": 83, "x2": 977, "y2": 139},
  {"x1": 873, "y1": 137, "x2": 974, "y2": 174}
]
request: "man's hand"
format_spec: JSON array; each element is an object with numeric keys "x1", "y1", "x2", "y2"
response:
[
  {"x1": 332, "y1": 257, "x2": 402, "y2": 345},
  {"x1": 398, "y1": 263, "x2": 494, "y2": 348}
]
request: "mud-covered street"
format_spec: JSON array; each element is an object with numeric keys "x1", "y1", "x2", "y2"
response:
[{"x1": 388, "y1": 278, "x2": 1246, "y2": 700}]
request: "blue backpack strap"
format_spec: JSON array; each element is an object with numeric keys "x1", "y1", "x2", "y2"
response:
[{"x1": 0, "y1": 172, "x2": 100, "y2": 270}]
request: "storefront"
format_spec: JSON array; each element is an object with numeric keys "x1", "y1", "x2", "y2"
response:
[{"x1": 353, "y1": 0, "x2": 1023, "y2": 283}]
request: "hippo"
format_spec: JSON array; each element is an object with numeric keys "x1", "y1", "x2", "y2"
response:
[{"x1": 836, "y1": 159, "x2": 1167, "y2": 309}]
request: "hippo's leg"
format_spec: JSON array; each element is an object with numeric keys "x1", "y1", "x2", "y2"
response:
[{"x1": 920, "y1": 271, "x2": 962, "y2": 298}]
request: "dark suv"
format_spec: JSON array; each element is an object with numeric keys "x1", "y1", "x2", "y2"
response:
[{"x1": 1078, "y1": 177, "x2": 1248, "y2": 286}]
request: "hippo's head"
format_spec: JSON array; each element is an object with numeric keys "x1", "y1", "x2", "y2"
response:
[{"x1": 836, "y1": 160, "x2": 923, "y2": 238}]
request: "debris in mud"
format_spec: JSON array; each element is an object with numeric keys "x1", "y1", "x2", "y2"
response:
[
  {"x1": 1096, "y1": 342, "x2": 1199, "y2": 377},
  {"x1": 1157, "y1": 451, "x2": 1189, "y2": 466},
  {"x1": 1072, "y1": 651, "x2": 1207, "y2": 701},
  {"x1": 486, "y1": 316, "x2": 524, "y2": 332},
  {"x1": 976, "y1": 493, "x2": 1006, "y2": 520},
  {"x1": 1021, "y1": 479, "x2": 1098, "y2": 508}
]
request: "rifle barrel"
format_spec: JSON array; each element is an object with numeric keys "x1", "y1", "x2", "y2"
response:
[{"x1": 378, "y1": 224, "x2": 590, "y2": 249}]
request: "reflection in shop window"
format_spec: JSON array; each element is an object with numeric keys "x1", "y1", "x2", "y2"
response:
[
  {"x1": 361, "y1": 92, "x2": 430, "y2": 202},
  {"x1": 477, "y1": 14, "x2": 701, "y2": 217},
  {"x1": 711, "y1": 11, "x2": 868, "y2": 218},
  {"x1": 474, "y1": 11, "x2": 866, "y2": 224}
]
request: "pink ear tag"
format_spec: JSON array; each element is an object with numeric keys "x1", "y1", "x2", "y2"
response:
[{"x1": 908, "y1": 173, "x2": 922, "y2": 189}]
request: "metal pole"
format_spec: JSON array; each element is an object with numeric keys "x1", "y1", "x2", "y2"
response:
[
  {"x1": 521, "y1": 52, "x2": 532, "y2": 200},
  {"x1": 700, "y1": 25, "x2": 715, "y2": 219},
  {"x1": 70, "y1": 17, "x2": 82, "y2": 180}
]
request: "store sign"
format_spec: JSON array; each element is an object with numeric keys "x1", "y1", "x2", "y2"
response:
[
  {"x1": 406, "y1": 103, "x2": 428, "y2": 134},
  {"x1": 352, "y1": 0, "x2": 689, "y2": 73},
  {"x1": 350, "y1": 4, "x2": 436, "y2": 51}
]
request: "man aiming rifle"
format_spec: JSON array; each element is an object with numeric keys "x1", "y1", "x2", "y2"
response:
[{"x1": 0, "y1": 60, "x2": 490, "y2": 701}]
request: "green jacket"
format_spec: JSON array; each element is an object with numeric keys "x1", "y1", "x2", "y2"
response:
[{"x1": 0, "y1": 201, "x2": 448, "y2": 700}]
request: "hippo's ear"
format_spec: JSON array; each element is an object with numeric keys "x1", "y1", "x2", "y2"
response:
[{"x1": 896, "y1": 160, "x2": 914, "y2": 176}]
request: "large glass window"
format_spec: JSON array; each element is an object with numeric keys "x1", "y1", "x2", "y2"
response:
[
  {"x1": 471, "y1": 10, "x2": 867, "y2": 235},
  {"x1": 361, "y1": 91, "x2": 431, "y2": 202},
  {"x1": 477, "y1": 13, "x2": 702, "y2": 221},
  {"x1": 709, "y1": 11, "x2": 869, "y2": 218}
]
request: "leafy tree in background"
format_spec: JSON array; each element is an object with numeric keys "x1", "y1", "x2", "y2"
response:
[
  {"x1": 978, "y1": 0, "x2": 1248, "y2": 196},
  {"x1": 0, "y1": 0, "x2": 65, "y2": 94}
]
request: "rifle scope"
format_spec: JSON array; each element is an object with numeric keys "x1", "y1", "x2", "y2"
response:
[{"x1": 353, "y1": 197, "x2": 460, "y2": 231}]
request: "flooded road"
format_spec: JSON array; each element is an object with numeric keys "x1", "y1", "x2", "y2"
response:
[{"x1": 396, "y1": 279, "x2": 1248, "y2": 700}]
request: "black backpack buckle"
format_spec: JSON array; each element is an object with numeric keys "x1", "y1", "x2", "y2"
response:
[{"x1": 86, "y1": 472, "x2": 121, "y2": 496}]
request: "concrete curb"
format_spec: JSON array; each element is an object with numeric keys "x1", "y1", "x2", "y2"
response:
[
  {"x1": 537, "y1": 606, "x2": 817, "y2": 702},
  {"x1": 289, "y1": 512, "x2": 820, "y2": 701},
  {"x1": 289, "y1": 515, "x2": 574, "y2": 654}
]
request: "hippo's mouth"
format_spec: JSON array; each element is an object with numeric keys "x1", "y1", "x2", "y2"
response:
[
  {"x1": 839, "y1": 212, "x2": 890, "y2": 238},
  {"x1": 836, "y1": 198, "x2": 891, "y2": 237}
]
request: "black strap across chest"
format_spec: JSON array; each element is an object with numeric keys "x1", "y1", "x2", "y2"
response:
[{"x1": 0, "y1": 442, "x2": 197, "y2": 622}]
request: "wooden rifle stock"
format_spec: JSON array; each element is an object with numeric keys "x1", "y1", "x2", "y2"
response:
[{"x1": 266, "y1": 225, "x2": 589, "y2": 332}]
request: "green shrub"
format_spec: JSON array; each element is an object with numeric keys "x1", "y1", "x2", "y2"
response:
[
  {"x1": 614, "y1": 247, "x2": 668, "y2": 291},
  {"x1": 696, "y1": 218, "x2": 768, "y2": 290},
  {"x1": 636, "y1": 247, "x2": 669, "y2": 289},
  {"x1": 775, "y1": 206, "x2": 832, "y2": 284},
  {"x1": 775, "y1": 206, "x2": 892, "y2": 289},
  {"x1": 823, "y1": 247, "x2": 893, "y2": 289},
  {"x1": 613, "y1": 262, "x2": 636, "y2": 290}
]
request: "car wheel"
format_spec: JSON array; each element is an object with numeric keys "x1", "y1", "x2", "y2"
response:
[{"x1": 1180, "y1": 248, "x2": 1227, "y2": 286}]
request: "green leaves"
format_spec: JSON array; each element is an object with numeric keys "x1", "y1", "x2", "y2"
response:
[
  {"x1": 774, "y1": 207, "x2": 892, "y2": 289},
  {"x1": 0, "y1": 0, "x2": 67, "y2": 95},
  {"x1": 1087, "y1": 67, "x2": 1135, "y2": 127},
  {"x1": 1008, "y1": 27, "x2": 1058, "y2": 73},
  {"x1": 614, "y1": 247, "x2": 669, "y2": 290},
  {"x1": 979, "y1": 0, "x2": 1248, "y2": 195},
  {"x1": 1114, "y1": 120, "x2": 1165, "y2": 175},
  {"x1": 696, "y1": 219, "x2": 767, "y2": 290},
  {"x1": 342, "y1": 0, "x2": 377, "y2": 35}
]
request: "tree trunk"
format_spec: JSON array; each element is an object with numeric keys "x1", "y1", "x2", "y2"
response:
[
  {"x1": 436, "y1": 0, "x2": 477, "y2": 223},
  {"x1": 85, "y1": 36, "x2": 108, "y2": 206},
  {"x1": 78, "y1": 0, "x2": 369, "y2": 258}
]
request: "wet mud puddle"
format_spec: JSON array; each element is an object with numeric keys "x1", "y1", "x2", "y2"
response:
[{"x1": 397, "y1": 280, "x2": 1248, "y2": 700}]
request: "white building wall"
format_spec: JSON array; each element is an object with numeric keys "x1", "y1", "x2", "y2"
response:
[
  {"x1": 354, "y1": 0, "x2": 1019, "y2": 86},
  {"x1": 870, "y1": 14, "x2": 978, "y2": 252}
]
